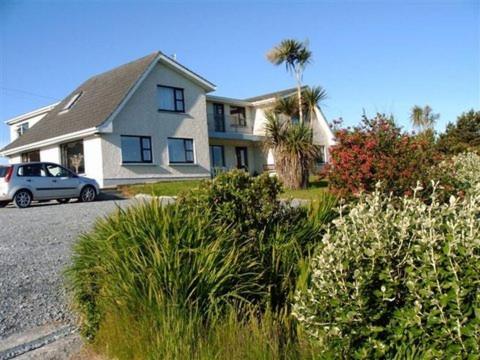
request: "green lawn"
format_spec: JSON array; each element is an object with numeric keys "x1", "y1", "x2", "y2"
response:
[
  {"x1": 119, "y1": 177, "x2": 329, "y2": 200},
  {"x1": 119, "y1": 180, "x2": 203, "y2": 197},
  {"x1": 280, "y1": 178, "x2": 329, "y2": 200}
]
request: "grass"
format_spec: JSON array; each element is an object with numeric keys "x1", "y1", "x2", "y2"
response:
[
  {"x1": 280, "y1": 178, "x2": 329, "y2": 200},
  {"x1": 67, "y1": 172, "x2": 338, "y2": 359},
  {"x1": 119, "y1": 177, "x2": 329, "y2": 200},
  {"x1": 118, "y1": 179, "x2": 203, "y2": 197}
]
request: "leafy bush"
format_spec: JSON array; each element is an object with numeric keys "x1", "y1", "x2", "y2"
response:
[
  {"x1": 324, "y1": 114, "x2": 440, "y2": 197},
  {"x1": 67, "y1": 170, "x2": 337, "y2": 358},
  {"x1": 430, "y1": 152, "x2": 480, "y2": 199},
  {"x1": 437, "y1": 109, "x2": 480, "y2": 154},
  {"x1": 178, "y1": 170, "x2": 337, "y2": 311},
  {"x1": 293, "y1": 183, "x2": 480, "y2": 358}
]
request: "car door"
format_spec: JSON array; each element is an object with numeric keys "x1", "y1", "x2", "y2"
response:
[
  {"x1": 44, "y1": 164, "x2": 80, "y2": 198},
  {"x1": 16, "y1": 163, "x2": 53, "y2": 200}
]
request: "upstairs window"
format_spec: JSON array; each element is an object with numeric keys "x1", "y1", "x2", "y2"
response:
[
  {"x1": 168, "y1": 138, "x2": 194, "y2": 164},
  {"x1": 61, "y1": 91, "x2": 83, "y2": 113},
  {"x1": 16, "y1": 122, "x2": 29, "y2": 137},
  {"x1": 230, "y1": 106, "x2": 246, "y2": 127},
  {"x1": 157, "y1": 85, "x2": 185, "y2": 112}
]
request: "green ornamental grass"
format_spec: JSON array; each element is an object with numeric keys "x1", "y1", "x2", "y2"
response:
[{"x1": 66, "y1": 171, "x2": 337, "y2": 359}]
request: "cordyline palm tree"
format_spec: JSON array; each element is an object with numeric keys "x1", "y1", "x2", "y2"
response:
[
  {"x1": 263, "y1": 111, "x2": 319, "y2": 189},
  {"x1": 410, "y1": 105, "x2": 439, "y2": 132},
  {"x1": 302, "y1": 86, "x2": 327, "y2": 126},
  {"x1": 267, "y1": 39, "x2": 311, "y2": 123},
  {"x1": 274, "y1": 95, "x2": 298, "y2": 119}
]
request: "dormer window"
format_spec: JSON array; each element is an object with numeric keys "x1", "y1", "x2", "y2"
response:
[
  {"x1": 60, "y1": 91, "x2": 83, "y2": 113},
  {"x1": 16, "y1": 122, "x2": 29, "y2": 137}
]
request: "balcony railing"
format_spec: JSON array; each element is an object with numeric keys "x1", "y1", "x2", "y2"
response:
[{"x1": 207, "y1": 113, "x2": 253, "y2": 134}]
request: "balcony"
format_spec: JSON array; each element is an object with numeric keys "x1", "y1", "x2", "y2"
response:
[{"x1": 207, "y1": 113, "x2": 253, "y2": 134}]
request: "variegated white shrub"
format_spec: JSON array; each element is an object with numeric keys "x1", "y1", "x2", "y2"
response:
[
  {"x1": 434, "y1": 152, "x2": 480, "y2": 197},
  {"x1": 293, "y1": 183, "x2": 480, "y2": 358},
  {"x1": 450, "y1": 152, "x2": 480, "y2": 186}
]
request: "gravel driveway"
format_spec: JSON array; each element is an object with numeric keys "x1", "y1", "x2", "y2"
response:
[{"x1": 0, "y1": 198, "x2": 132, "y2": 340}]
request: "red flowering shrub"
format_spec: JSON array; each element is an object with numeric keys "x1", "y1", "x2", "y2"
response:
[{"x1": 324, "y1": 114, "x2": 441, "y2": 197}]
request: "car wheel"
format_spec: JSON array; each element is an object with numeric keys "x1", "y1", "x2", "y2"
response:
[
  {"x1": 0, "y1": 201, "x2": 9, "y2": 208},
  {"x1": 14, "y1": 190, "x2": 32, "y2": 209},
  {"x1": 79, "y1": 186, "x2": 96, "y2": 202},
  {"x1": 57, "y1": 198, "x2": 70, "y2": 204}
]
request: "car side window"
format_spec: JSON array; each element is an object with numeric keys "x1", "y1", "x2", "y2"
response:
[
  {"x1": 17, "y1": 164, "x2": 47, "y2": 177},
  {"x1": 45, "y1": 164, "x2": 71, "y2": 178}
]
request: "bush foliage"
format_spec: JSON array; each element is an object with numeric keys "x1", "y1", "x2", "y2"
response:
[
  {"x1": 437, "y1": 109, "x2": 480, "y2": 154},
  {"x1": 324, "y1": 114, "x2": 440, "y2": 197},
  {"x1": 67, "y1": 170, "x2": 337, "y2": 358},
  {"x1": 431, "y1": 152, "x2": 480, "y2": 199},
  {"x1": 294, "y1": 176, "x2": 480, "y2": 358}
]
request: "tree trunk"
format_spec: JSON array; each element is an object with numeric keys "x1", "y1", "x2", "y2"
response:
[{"x1": 295, "y1": 70, "x2": 303, "y2": 124}]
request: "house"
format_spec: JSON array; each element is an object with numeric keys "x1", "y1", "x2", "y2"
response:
[{"x1": 0, "y1": 51, "x2": 335, "y2": 188}]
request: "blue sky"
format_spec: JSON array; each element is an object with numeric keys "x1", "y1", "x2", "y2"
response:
[{"x1": 0, "y1": 0, "x2": 478, "y2": 159}]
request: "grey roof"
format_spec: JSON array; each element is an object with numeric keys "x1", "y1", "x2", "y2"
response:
[
  {"x1": 244, "y1": 86, "x2": 307, "y2": 102},
  {"x1": 1, "y1": 52, "x2": 159, "y2": 153}
]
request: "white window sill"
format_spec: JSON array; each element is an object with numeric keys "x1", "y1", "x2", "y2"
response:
[
  {"x1": 121, "y1": 163, "x2": 157, "y2": 166},
  {"x1": 169, "y1": 163, "x2": 198, "y2": 166}
]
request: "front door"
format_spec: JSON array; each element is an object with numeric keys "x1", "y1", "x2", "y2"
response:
[
  {"x1": 235, "y1": 147, "x2": 248, "y2": 171},
  {"x1": 213, "y1": 103, "x2": 225, "y2": 132}
]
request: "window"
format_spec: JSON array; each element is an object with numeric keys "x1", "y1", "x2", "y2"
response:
[
  {"x1": 168, "y1": 138, "x2": 194, "y2": 164},
  {"x1": 210, "y1": 145, "x2": 225, "y2": 168},
  {"x1": 61, "y1": 140, "x2": 85, "y2": 174},
  {"x1": 61, "y1": 91, "x2": 83, "y2": 112},
  {"x1": 316, "y1": 146, "x2": 326, "y2": 165},
  {"x1": 157, "y1": 85, "x2": 185, "y2": 112},
  {"x1": 16, "y1": 122, "x2": 29, "y2": 137},
  {"x1": 121, "y1": 136, "x2": 152, "y2": 164},
  {"x1": 230, "y1": 106, "x2": 246, "y2": 127},
  {"x1": 21, "y1": 150, "x2": 40, "y2": 163},
  {"x1": 17, "y1": 164, "x2": 47, "y2": 177},
  {"x1": 45, "y1": 164, "x2": 73, "y2": 177}
]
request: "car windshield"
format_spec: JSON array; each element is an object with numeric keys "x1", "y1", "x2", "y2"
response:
[{"x1": 0, "y1": 166, "x2": 9, "y2": 178}]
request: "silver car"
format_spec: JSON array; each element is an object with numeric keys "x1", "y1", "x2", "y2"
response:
[{"x1": 0, "y1": 162, "x2": 100, "y2": 208}]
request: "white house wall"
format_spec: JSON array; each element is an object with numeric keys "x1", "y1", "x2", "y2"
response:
[
  {"x1": 101, "y1": 61, "x2": 211, "y2": 186},
  {"x1": 83, "y1": 136, "x2": 104, "y2": 188},
  {"x1": 8, "y1": 155, "x2": 21, "y2": 164},
  {"x1": 40, "y1": 145, "x2": 60, "y2": 163}
]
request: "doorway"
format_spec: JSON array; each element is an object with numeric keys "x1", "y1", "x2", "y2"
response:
[{"x1": 235, "y1": 147, "x2": 248, "y2": 170}]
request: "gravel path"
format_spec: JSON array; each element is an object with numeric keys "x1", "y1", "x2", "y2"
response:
[{"x1": 0, "y1": 198, "x2": 132, "y2": 340}]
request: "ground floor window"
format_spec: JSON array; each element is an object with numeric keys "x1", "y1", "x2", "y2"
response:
[
  {"x1": 21, "y1": 150, "x2": 40, "y2": 163},
  {"x1": 210, "y1": 145, "x2": 225, "y2": 168},
  {"x1": 316, "y1": 145, "x2": 326, "y2": 165},
  {"x1": 61, "y1": 140, "x2": 85, "y2": 174},
  {"x1": 168, "y1": 138, "x2": 194, "y2": 164},
  {"x1": 235, "y1": 146, "x2": 248, "y2": 170},
  {"x1": 121, "y1": 135, "x2": 152, "y2": 164}
]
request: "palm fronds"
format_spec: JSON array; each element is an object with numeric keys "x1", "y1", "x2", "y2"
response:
[{"x1": 264, "y1": 111, "x2": 319, "y2": 189}]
